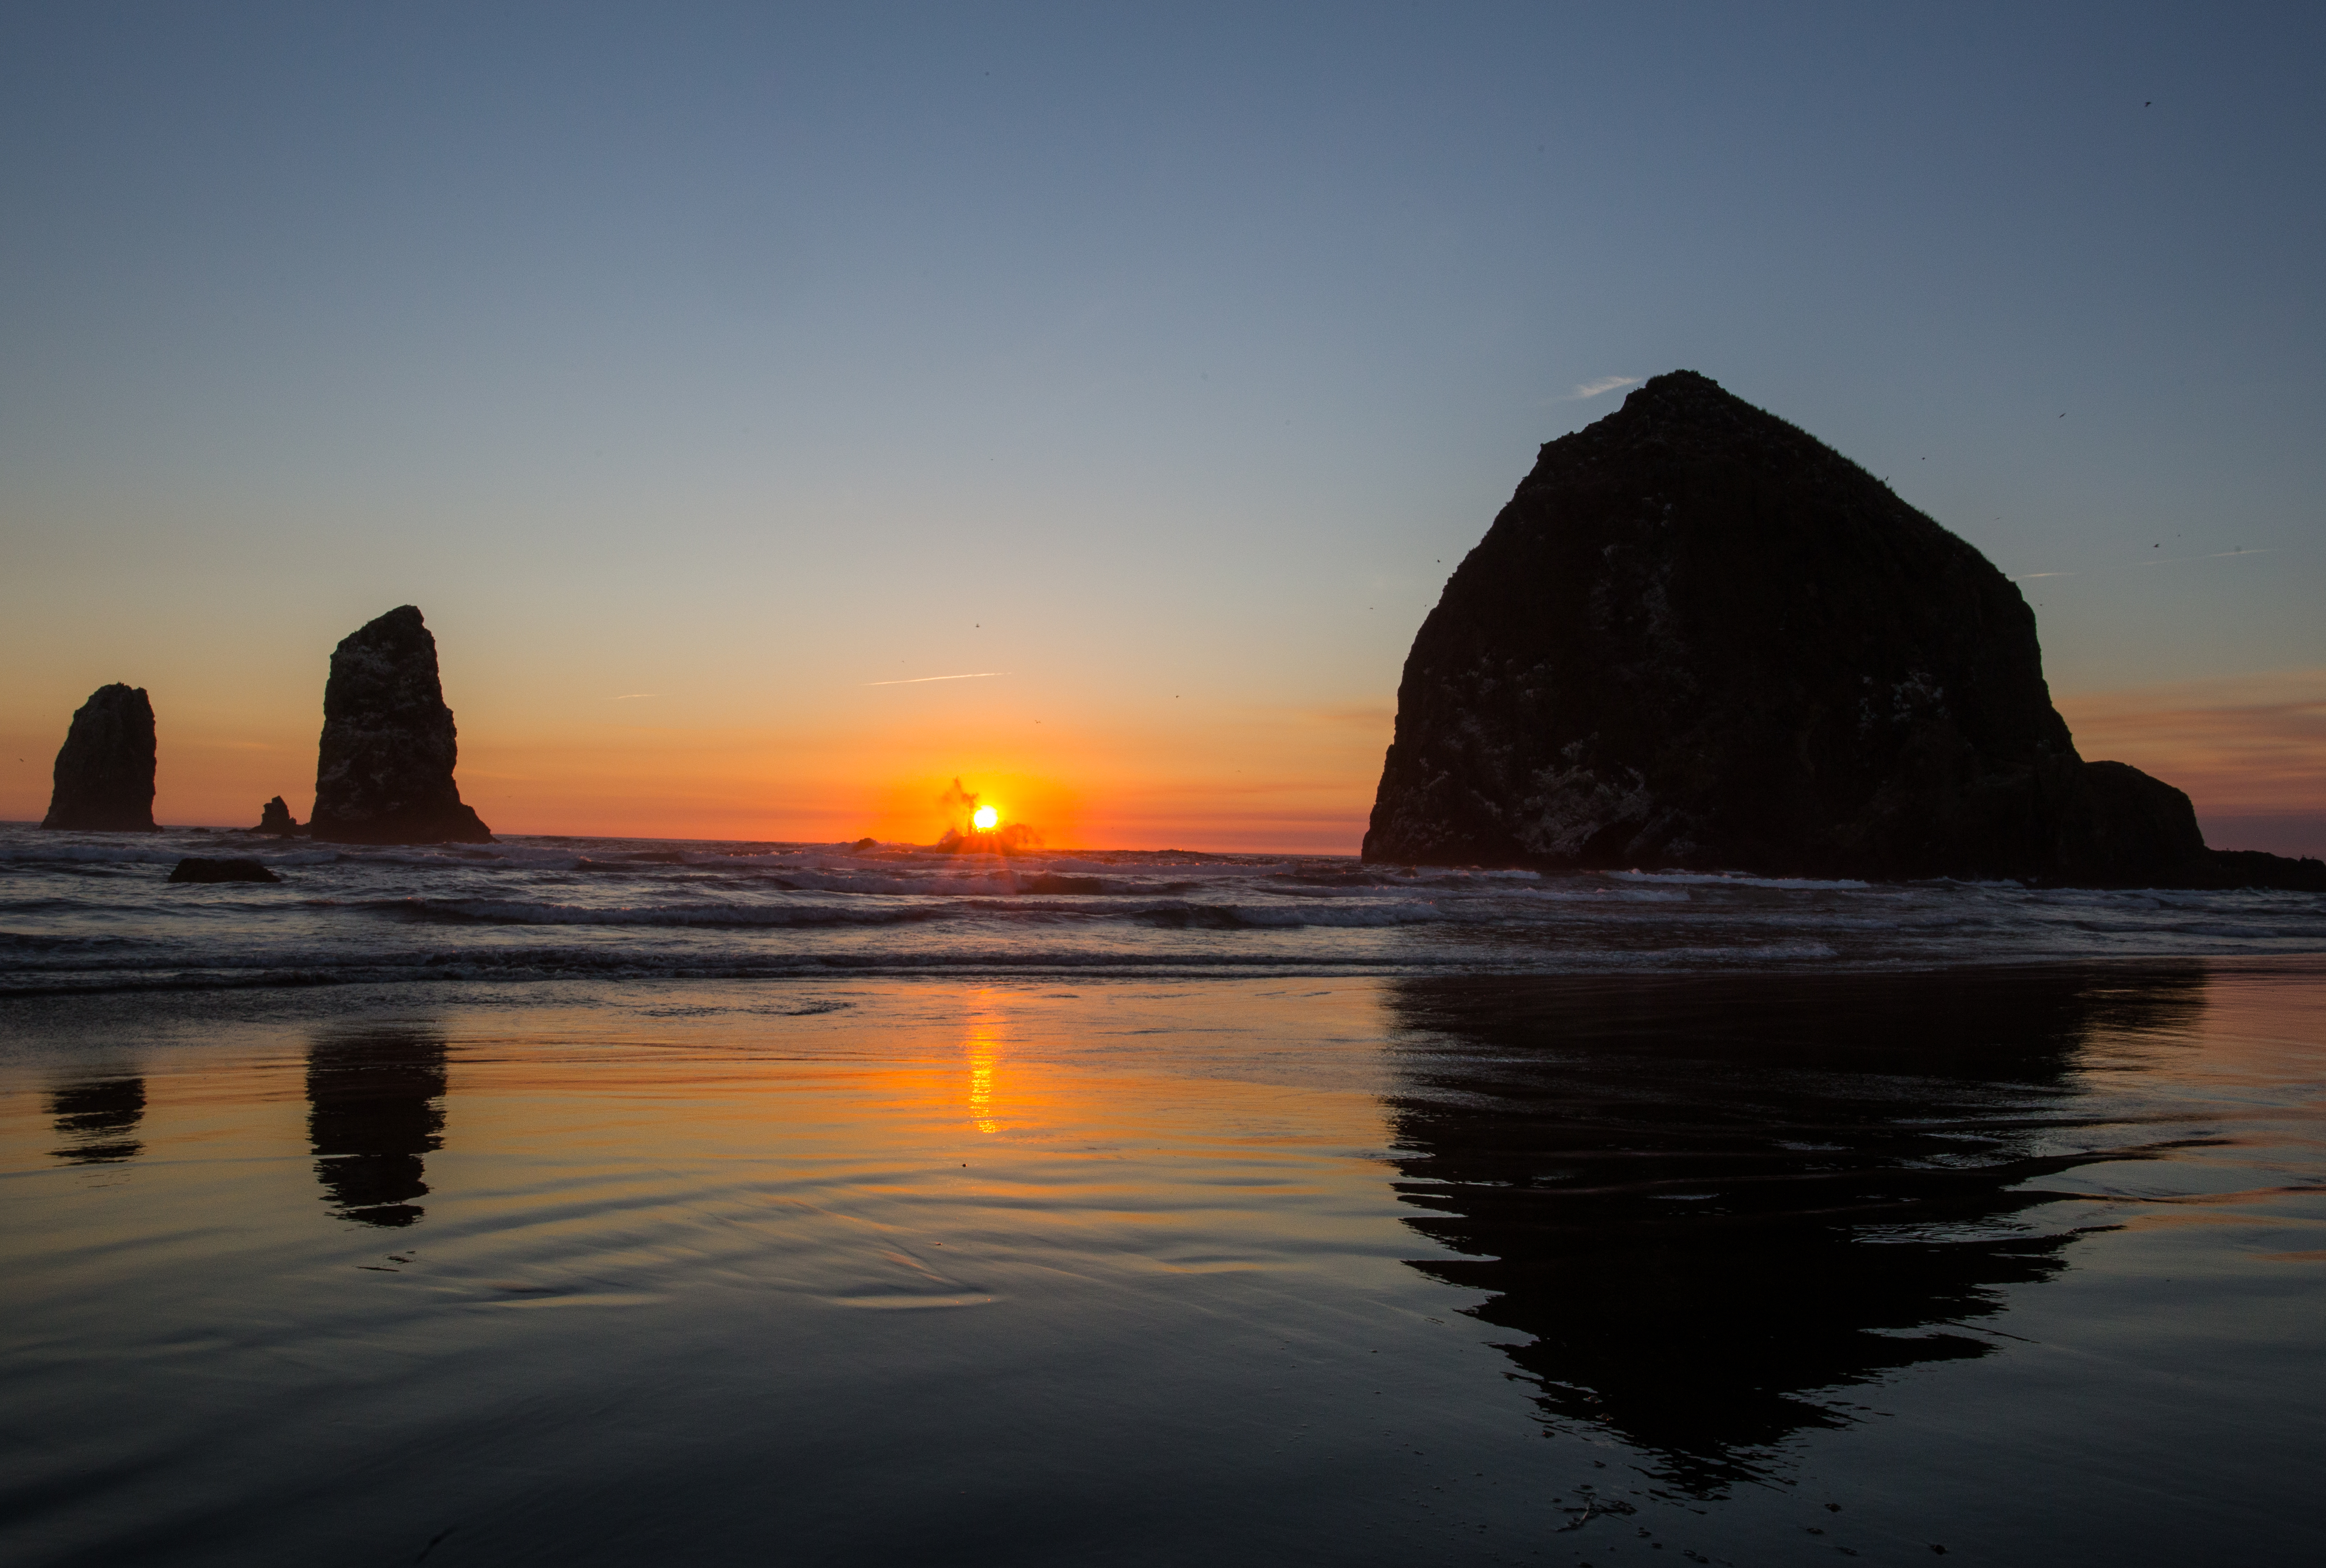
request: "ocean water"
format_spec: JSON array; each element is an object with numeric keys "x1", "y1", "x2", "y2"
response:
[
  {"x1": 4, "y1": 825, "x2": 2324, "y2": 1566},
  {"x1": 4, "y1": 822, "x2": 2323, "y2": 991}
]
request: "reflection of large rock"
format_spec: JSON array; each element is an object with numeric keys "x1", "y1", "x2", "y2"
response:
[
  {"x1": 1364, "y1": 372, "x2": 2324, "y2": 888},
  {"x1": 308, "y1": 1027, "x2": 449, "y2": 1228},
  {"x1": 40, "y1": 684, "x2": 158, "y2": 832},
  {"x1": 309, "y1": 606, "x2": 492, "y2": 845},
  {"x1": 1383, "y1": 967, "x2": 2207, "y2": 1495}
]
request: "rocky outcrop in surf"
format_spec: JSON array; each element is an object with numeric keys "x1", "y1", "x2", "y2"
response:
[
  {"x1": 169, "y1": 857, "x2": 281, "y2": 884},
  {"x1": 1364, "y1": 371, "x2": 2324, "y2": 890},
  {"x1": 308, "y1": 606, "x2": 492, "y2": 845},
  {"x1": 41, "y1": 684, "x2": 159, "y2": 833},
  {"x1": 254, "y1": 796, "x2": 301, "y2": 834}
]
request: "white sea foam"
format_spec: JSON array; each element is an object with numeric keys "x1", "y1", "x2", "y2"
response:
[
  {"x1": 398, "y1": 897, "x2": 947, "y2": 928},
  {"x1": 0, "y1": 843, "x2": 189, "y2": 865},
  {"x1": 1606, "y1": 869, "x2": 1876, "y2": 891},
  {"x1": 0, "y1": 824, "x2": 2318, "y2": 993}
]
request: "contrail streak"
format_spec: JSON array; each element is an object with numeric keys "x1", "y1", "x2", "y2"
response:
[
  {"x1": 2013, "y1": 547, "x2": 2272, "y2": 582},
  {"x1": 865, "y1": 672, "x2": 1008, "y2": 686}
]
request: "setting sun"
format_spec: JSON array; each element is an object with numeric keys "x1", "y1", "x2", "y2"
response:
[{"x1": 972, "y1": 805, "x2": 999, "y2": 832}]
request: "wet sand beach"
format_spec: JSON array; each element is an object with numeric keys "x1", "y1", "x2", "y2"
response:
[{"x1": 4, "y1": 961, "x2": 2322, "y2": 1565}]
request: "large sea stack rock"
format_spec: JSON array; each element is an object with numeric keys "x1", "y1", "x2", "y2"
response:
[
  {"x1": 309, "y1": 607, "x2": 492, "y2": 845},
  {"x1": 1364, "y1": 372, "x2": 2324, "y2": 889},
  {"x1": 41, "y1": 684, "x2": 159, "y2": 832}
]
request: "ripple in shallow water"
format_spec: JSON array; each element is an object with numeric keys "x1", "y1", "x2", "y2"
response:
[{"x1": 1, "y1": 964, "x2": 2321, "y2": 1564}]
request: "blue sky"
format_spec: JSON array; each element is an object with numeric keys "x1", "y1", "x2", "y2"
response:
[{"x1": 4, "y1": 2, "x2": 2320, "y2": 847}]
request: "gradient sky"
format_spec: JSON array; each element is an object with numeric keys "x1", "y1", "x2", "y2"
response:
[{"x1": 4, "y1": 2, "x2": 2321, "y2": 851}]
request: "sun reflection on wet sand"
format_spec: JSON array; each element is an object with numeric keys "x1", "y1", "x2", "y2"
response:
[
  {"x1": 965, "y1": 1000, "x2": 1003, "y2": 1135},
  {"x1": 1, "y1": 967, "x2": 2322, "y2": 1566}
]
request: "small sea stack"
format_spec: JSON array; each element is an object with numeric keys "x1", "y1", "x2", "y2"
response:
[
  {"x1": 41, "y1": 684, "x2": 159, "y2": 833},
  {"x1": 936, "y1": 823, "x2": 1037, "y2": 854},
  {"x1": 1364, "y1": 371, "x2": 2324, "y2": 890},
  {"x1": 308, "y1": 606, "x2": 493, "y2": 845},
  {"x1": 254, "y1": 796, "x2": 302, "y2": 834}
]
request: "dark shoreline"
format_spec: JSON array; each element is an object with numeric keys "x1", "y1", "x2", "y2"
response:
[{"x1": 8, "y1": 949, "x2": 2323, "y2": 1029}]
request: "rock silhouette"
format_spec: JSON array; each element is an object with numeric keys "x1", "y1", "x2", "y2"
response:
[
  {"x1": 307, "y1": 1026, "x2": 449, "y2": 1228},
  {"x1": 1381, "y1": 967, "x2": 2209, "y2": 1495},
  {"x1": 40, "y1": 684, "x2": 159, "y2": 832},
  {"x1": 47, "y1": 1075, "x2": 148, "y2": 1166},
  {"x1": 1364, "y1": 372, "x2": 2324, "y2": 889},
  {"x1": 254, "y1": 796, "x2": 301, "y2": 834},
  {"x1": 309, "y1": 606, "x2": 492, "y2": 845},
  {"x1": 168, "y1": 857, "x2": 281, "y2": 884}
]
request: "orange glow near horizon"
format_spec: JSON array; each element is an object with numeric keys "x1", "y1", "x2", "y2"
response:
[
  {"x1": 0, "y1": 666, "x2": 1397, "y2": 850},
  {"x1": 2056, "y1": 670, "x2": 2326, "y2": 823},
  {"x1": 12, "y1": 669, "x2": 2314, "y2": 857}
]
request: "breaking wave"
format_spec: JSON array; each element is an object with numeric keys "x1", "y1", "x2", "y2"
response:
[{"x1": 0, "y1": 823, "x2": 2318, "y2": 996}]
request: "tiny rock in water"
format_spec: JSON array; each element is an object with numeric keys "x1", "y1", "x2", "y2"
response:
[{"x1": 167, "y1": 857, "x2": 281, "y2": 884}]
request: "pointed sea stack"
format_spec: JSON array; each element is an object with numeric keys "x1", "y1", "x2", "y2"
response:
[
  {"x1": 41, "y1": 684, "x2": 159, "y2": 832},
  {"x1": 1364, "y1": 371, "x2": 2324, "y2": 889},
  {"x1": 254, "y1": 796, "x2": 300, "y2": 834},
  {"x1": 308, "y1": 607, "x2": 492, "y2": 845}
]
